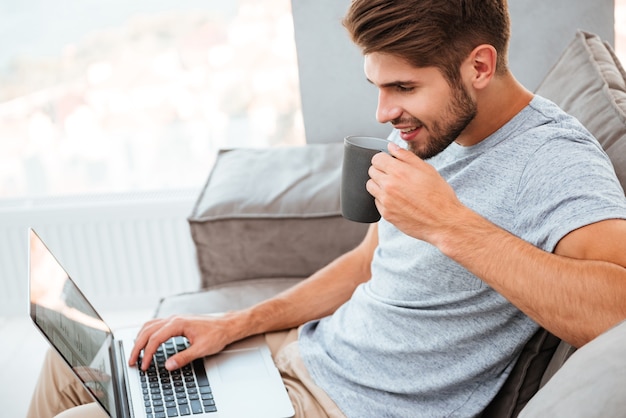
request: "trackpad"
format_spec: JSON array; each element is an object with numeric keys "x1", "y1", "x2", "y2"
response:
[{"x1": 215, "y1": 348, "x2": 270, "y2": 383}]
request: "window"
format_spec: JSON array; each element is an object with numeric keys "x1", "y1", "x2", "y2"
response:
[{"x1": 0, "y1": 0, "x2": 304, "y2": 199}]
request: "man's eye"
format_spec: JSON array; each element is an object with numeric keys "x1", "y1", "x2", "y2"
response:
[{"x1": 396, "y1": 85, "x2": 414, "y2": 93}]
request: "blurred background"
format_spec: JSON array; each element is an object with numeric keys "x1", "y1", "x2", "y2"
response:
[{"x1": 0, "y1": 0, "x2": 305, "y2": 200}]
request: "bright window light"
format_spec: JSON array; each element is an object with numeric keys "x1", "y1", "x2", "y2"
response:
[{"x1": 0, "y1": 0, "x2": 305, "y2": 199}]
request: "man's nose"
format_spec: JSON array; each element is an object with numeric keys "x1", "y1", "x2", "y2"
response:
[{"x1": 376, "y1": 90, "x2": 402, "y2": 124}]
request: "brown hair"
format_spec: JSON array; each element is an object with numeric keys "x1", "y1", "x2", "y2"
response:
[{"x1": 343, "y1": 0, "x2": 511, "y2": 84}]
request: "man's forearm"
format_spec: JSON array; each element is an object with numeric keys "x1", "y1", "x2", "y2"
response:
[
  {"x1": 227, "y1": 225, "x2": 378, "y2": 341},
  {"x1": 238, "y1": 250, "x2": 371, "y2": 336}
]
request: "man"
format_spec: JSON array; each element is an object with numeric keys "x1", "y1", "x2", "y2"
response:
[{"x1": 29, "y1": 0, "x2": 626, "y2": 417}]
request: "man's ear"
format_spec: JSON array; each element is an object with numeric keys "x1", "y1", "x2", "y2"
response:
[{"x1": 466, "y1": 44, "x2": 497, "y2": 89}]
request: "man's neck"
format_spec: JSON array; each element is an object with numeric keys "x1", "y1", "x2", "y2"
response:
[{"x1": 456, "y1": 73, "x2": 533, "y2": 147}]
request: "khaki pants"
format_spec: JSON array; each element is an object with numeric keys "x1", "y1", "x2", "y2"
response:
[{"x1": 27, "y1": 329, "x2": 345, "y2": 418}]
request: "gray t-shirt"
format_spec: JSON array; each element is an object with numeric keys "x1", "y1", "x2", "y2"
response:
[{"x1": 298, "y1": 96, "x2": 626, "y2": 417}]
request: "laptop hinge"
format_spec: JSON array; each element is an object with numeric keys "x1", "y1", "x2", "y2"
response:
[{"x1": 111, "y1": 340, "x2": 134, "y2": 418}]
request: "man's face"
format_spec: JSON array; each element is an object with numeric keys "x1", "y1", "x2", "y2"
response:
[{"x1": 364, "y1": 52, "x2": 477, "y2": 159}]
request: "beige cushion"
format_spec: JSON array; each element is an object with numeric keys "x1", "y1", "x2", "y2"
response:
[
  {"x1": 518, "y1": 320, "x2": 626, "y2": 417},
  {"x1": 535, "y1": 30, "x2": 626, "y2": 191},
  {"x1": 188, "y1": 144, "x2": 369, "y2": 288}
]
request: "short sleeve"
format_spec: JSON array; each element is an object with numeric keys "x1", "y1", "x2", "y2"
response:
[{"x1": 514, "y1": 131, "x2": 626, "y2": 252}]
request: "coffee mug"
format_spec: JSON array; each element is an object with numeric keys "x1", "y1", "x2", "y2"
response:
[{"x1": 340, "y1": 135, "x2": 390, "y2": 223}]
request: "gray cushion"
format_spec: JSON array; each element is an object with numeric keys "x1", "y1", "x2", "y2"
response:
[
  {"x1": 155, "y1": 278, "x2": 303, "y2": 317},
  {"x1": 518, "y1": 320, "x2": 626, "y2": 417},
  {"x1": 188, "y1": 144, "x2": 369, "y2": 288},
  {"x1": 535, "y1": 30, "x2": 626, "y2": 191}
]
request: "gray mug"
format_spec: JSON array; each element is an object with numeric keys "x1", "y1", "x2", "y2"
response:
[{"x1": 340, "y1": 136, "x2": 390, "y2": 223}]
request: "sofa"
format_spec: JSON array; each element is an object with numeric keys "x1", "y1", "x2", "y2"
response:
[{"x1": 155, "y1": 31, "x2": 626, "y2": 417}]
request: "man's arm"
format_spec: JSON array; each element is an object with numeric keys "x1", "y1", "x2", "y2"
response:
[
  {"x1": 128, "y1": 223, "x2": 378, "y2": 370},
  {"x1": 439, "y1": 212, "x2": 626, "y2": 348},
  {"x1": 369, "y1": 143, "x2": 626, "y2": 348},
  {"x1": 236, "y1": 222, "x2": 379, "y2": 334}
]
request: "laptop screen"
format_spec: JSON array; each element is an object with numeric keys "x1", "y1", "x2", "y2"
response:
[{"x1": 29, "y1": 229, "x2": 117, "y2": 416}]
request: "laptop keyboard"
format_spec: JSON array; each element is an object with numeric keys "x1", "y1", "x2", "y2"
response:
[{"x1": 138, "y1": 336, "x2": 217, "y2": 417}]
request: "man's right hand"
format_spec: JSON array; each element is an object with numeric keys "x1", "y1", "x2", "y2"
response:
[{"x1": 127, "y1": 312, "x2": 247, "y2": 371}]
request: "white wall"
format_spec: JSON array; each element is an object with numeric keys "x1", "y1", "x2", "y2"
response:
[
  {"x1": 291, "y1": 0, "x2": 389, "y2": 144},
  {"x1": 508, "y1": 0, "x2": 615, "y2": 91}
]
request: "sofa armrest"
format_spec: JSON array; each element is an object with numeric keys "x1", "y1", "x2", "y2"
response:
[{"x1": 188, "y1": 143, "x2": 369, "y2": 289}]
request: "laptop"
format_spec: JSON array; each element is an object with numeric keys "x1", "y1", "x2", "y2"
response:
[{"x1": 28, "y1": 228, "x2": 295, "y2": 418}]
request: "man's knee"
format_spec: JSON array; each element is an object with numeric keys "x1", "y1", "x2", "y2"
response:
[{"x1": 53, "y1": 403, "x2": 107, "y2": 418}]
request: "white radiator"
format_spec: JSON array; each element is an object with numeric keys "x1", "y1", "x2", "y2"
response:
[{"x1": 0, "y1": 190, "x2": 201, "y2": 316}]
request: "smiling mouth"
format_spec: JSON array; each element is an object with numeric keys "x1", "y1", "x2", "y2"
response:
[{"x1": 392, "y1": 117, "x2": 423, "y2": 137}]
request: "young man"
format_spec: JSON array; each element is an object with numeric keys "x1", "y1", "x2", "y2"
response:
[{"x1": 29, "y1": 1, "x2": 626, "y2": 417}]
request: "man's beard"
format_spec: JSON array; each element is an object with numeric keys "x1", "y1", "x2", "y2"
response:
[{"x1": 396, "y1": 82, "x2": 478, "y2": 160}]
